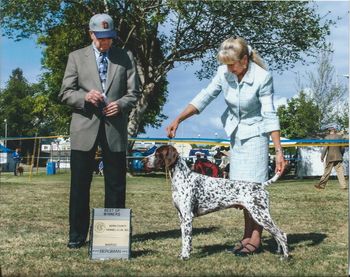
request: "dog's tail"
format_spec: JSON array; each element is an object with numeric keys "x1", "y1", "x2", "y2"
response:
[{"x1": 262, "y1": 172, "x2": 281, "y2": 187}]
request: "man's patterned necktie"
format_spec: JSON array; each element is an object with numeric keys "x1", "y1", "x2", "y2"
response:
[{"x1": 98, "y1": 52, "x2": 108, "y2": 92}]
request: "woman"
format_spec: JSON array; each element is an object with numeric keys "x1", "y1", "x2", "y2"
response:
[{"x1": 166, "y1": 37, "x2": 286, "y2": 256}]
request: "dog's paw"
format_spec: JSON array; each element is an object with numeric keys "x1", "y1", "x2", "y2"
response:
[
  {"x1": 179, "y1": 253, "x2": 190, "y2": 260},
  {"x1": 280, "y1": 254, "x2": 291, "y2": 262}
]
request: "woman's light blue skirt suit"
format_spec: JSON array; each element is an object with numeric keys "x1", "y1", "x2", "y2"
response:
[{"x1": 190, "y1": 62, "x2": 280, "y2": 183}]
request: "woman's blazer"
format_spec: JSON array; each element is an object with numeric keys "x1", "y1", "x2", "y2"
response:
[{"x1": 190, "y1": 62, "x2": 280, "y2": 139}]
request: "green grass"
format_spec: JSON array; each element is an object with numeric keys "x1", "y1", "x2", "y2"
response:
[{"x1": 0, "y1": 171, "x2": 348, "y2": 276}]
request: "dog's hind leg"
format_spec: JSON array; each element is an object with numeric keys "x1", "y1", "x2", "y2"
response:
[{"x1": 246, "y1": 206, "x2": 288, "y2": 258}]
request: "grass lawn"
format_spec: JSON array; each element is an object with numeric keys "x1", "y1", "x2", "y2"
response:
[{"x1": 0, "y1": 171, "x2": 348, "y2": 276}]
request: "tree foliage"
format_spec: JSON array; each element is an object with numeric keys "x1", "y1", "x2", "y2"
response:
[
  {"x1": 335, "y1": 102, "x2": 349, "y2": 131},
  {"x1": 0, "y1": 68, "x2": 69, "y2": 139},
  {"x1": 1, "y1": 0, "x2": 333, "y2": 137},
  {"x1": 279, "y1": 50, "x2": 349, "y2": 139},
  {"x1": 297, "y1": 50, "x2": 348, "y2": 130},
  {"x1": 277, "y1": 92, "x2": 322, "y2": 139},
  {"x1": 0, "y1": 69, "x2": 35, "y2": 137}
]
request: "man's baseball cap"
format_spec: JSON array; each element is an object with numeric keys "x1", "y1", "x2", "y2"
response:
[
  {"x1": 89, "y1": 13, "x2": 117, "y2": 39},
  {"x1": 328, "y1": 126, "x2": 338, "y2": 131}
]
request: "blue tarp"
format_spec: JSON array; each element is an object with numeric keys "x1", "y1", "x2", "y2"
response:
[
  {"x1": 143, "y1": 145, "x2": 157, "y2": 156},
  {"x1": 0, "y1": 144, "x2": 12, "y2": 153}
]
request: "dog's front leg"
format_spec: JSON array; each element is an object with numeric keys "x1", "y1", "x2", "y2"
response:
[{"x1": 178, "y1": 212, "x2": 193, "y2": 260}]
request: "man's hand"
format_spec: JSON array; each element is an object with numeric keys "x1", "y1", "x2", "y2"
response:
[
  {"x1": 85, "y1": 90, "x2": 105, "y2": 107},
  {"x1": 103, "y1": 101, "x2": 120, "y2": 117}
]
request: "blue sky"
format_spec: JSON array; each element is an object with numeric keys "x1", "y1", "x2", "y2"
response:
[{"x1": 1, "y1": 1, "x2": 349, "y2": 139}]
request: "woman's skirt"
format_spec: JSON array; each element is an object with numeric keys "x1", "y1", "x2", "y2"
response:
[{"x1": 229, "y1": 133, "x2": 269, "y2": 183}]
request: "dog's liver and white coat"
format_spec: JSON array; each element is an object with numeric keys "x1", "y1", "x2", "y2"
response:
[{"x1": 145, "y1": 145, "x2": 288, "y2": 259}]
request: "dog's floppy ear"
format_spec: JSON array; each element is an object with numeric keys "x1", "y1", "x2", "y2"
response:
[
  {"x1": 164, "y1": 145, "x2": 179, "y2": 168},
  {"x1": 156, "y1": 145, "x2": 178, "y2": 168}
]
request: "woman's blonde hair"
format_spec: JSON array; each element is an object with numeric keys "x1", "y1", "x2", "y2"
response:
[{"x1": 217, "y1": 37, "x2": 266, "y2": 70}]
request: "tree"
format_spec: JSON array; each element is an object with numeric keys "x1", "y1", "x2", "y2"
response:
[
  {"x1": 297, "y1": 50, "x2": 348, "y2": 129},
  {"x1": 30, "y1": 81, "x2": 72, "y2": 136},
  {"x1": 0, "y1": 68, "x2": 35, "y2": 137},
  {"x1": 0, "y1": 69, "x2": 69, "y2": 139},
  {"x1": 335, "y1": 102, "x2": 349, "y2": 131},
  {"x1": 277, "y1": 92, "x2": 322, "y2": 139},
  {"x1": 1, "y1": 0, "x2": 333, "y2": 138}
]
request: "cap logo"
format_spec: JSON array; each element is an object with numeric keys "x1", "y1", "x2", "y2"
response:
[{"x1": 102, "y1": 21, "x2": 109, "y2": 29}]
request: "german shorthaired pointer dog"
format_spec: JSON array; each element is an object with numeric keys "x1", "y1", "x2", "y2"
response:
[{"x1": 144, "y1": 145, "x2": 288, "y2": 260}]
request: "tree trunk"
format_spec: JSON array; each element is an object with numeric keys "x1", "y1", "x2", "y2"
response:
[{"x1": 127, "y1": 82, "x2": 155, "y2": 150}]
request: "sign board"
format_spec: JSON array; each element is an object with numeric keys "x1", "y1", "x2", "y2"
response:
[
  {"x1": 0, "y1": 153, "x2": 7, "y2": 164},
  {"x1": 89, "y1": 208, "x2": 131, "y2": 260}
]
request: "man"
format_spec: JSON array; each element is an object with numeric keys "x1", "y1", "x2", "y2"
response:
[
  {"x1": 12, "y1": 148, "x2": 21, "y2": 176},
  {"x1": 59, "y1": 13, "x2": 140, "y2": 249},
  {"x1": 315, "y1": 126, "x2": 347, "y2": 190}
]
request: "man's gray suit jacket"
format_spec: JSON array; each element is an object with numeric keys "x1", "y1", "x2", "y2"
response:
[{"x1": 59, "y1": 45, "x2": 140, "y2": 152}]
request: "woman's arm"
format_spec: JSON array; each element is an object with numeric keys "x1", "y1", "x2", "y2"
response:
[
  {"x1": 270, "y1": 130, "x2": 287, "y2": 174},
  {"x1": 166, "y1": 104, "x2": 199, "y2": 138},
  {"x1": 166, "y1": 67, "x2": 224, "y2": 138}
]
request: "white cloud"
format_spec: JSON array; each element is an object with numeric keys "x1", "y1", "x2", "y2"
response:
[{"x1": 274, "y1": 97, "x2": 287, "y2": 108}]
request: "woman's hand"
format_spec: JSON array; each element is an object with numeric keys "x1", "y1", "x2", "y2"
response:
[
  {"x1": 270, "y1": 130, "x2": 287, "y2": 175},
  {"x1": 166, "y1": 104, "x2": 199, "y2": 139},
  {"x1": 275, "y1": 151, "x2": 287, "y2": 175},
  {"x1": 166, "y1": 120, "x2": 180, "y2": 138}
]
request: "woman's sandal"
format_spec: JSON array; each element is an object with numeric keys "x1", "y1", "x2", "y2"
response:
[
  {"x1": 234, "y1": 242, "x2": 263, "y2": 257},
  {"x1": 227, "y1": 240, "x2": 244, "y2": 253}
]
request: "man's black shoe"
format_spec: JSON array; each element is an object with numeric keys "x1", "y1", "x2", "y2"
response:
[{"x1": 67, "y1": 241, "x2": 86, "y2": 249}]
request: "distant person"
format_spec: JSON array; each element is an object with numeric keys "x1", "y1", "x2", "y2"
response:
[
  {"x1": 223, "y1": 162, "x2": 230, "y2": 179},
  {"x1": 12, "y1": 148, "x2": 21, "y2": 176},
  {"x1": 192, "y1": 151, "x2": 219, "y2": 177},
  {"x1": 59, "y1": 13, "x2": 140, "y2": 249},
  {"x1": 98, "y1": 160, "x2": 104, "y2": 176},
  {"x1": 195, "y1": 151, "x2": 206, "y2": 161},
  {"x1": 315, "y1": 127, "x2": 347, "y2": 190},
  {"x1": 94, "y1": 148, "x2": 102, "y2": 175},
  {"x1": 219, "y1": 155, "x2": 230, "y2": 178},
  {"x1": 213, "y1": 148, "x2": 226, "y2": 166},
  {"x1": 166, "y1": 37, "x2": 286, "y2": 256}
]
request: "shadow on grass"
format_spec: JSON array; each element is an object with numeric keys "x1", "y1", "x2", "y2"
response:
[
  {"x1": 194, "y1": 232, "x2": 327, "y2": 257},
  {"x1": 129, "y1": 172, "x2": 166, "y2": 178},
  {"x1": 196, "y1": 243, "x2": 232, "y2": 258},
  {"x1": 133, "y1": 227, "x2": 219, "y2": 242},
  {"x1": 131, "y1": 249, "x2": 156, "y2": 258},
  {"x1": 262, "y1": 232, "x2": 327, "y2": 253}
]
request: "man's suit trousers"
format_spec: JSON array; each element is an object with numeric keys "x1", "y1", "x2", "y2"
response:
[
  {"x1": 69, "y1": 122, "x2": 126, "y2": 242},
  {"x1": 318, "y1": 161, "x2": 347, "y2": 189}
]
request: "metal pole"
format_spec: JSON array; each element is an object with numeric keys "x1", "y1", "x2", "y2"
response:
[{"x1": 4, "y1": 119, "x2": 7, "y2": 147}]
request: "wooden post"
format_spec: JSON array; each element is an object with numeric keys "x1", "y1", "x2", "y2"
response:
[{"x1": 29, "y1": 134, "x2": 37, "y2": 181}]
